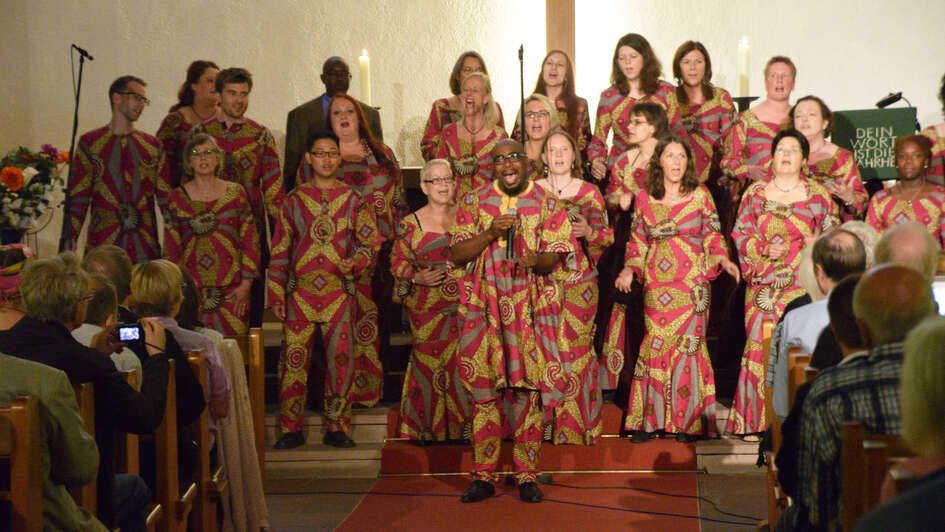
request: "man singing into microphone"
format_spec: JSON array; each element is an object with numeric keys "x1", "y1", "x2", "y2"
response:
[{"x1": 449, "y1": 139, "x2": 576, "y2": 503}]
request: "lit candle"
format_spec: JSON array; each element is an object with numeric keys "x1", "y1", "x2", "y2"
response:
[
  {"x1": 737, "y1": 36, "x2": 750, "y2": 97},
  {"x1": 359, "y1": 48, "x2": 372, "y2": 106}
]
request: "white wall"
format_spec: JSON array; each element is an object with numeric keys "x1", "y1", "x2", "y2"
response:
[{"x1": 3, "y1": 0, "x2": 944, "y2": 256}]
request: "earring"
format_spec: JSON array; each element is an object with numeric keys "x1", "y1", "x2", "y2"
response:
[{"x1": 571, "y1": 162, "x2": 576, "y2": 170}]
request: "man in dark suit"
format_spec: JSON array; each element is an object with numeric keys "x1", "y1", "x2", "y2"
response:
[{"x1": 283, "y1": 56, "x2": 383, "y2": 192}]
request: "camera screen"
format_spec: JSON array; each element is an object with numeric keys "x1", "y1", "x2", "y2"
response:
[{"x1": 118, "y1": 326, "x2": 141, "y2": 342}]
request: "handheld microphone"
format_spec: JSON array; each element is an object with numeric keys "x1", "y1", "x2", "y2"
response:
[
  {"x1": 506, "y1": 207, "x2": 516, "y2": 260},
  {"x1": 876, "y1": 92, "x2": 901, "y2": 109},
  {"x1": 71, "y1": 44, "x2": 94, "y2": 61}
]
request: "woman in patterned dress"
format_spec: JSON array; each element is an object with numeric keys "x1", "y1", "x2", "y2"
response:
[
  {"x1": 535, "y1": 129, "x2": 613, "y2": 444},
  {"x1": 867, "y1": 135, "x2": 945, "y2": 245},
  {"x1": 521, "y1": 94, "x2": 560, "y2": 177},
  {"x1": 727, "y1": 129, "x2": 836, "y2": 438},
  {"x1": 615, "y1": 136, "x2": 739, "y2": 443},
  {"x1": 330, "y1": 93, "x2": 407, "y2": 407},
  {"x1": 420, "y1": 51, "x2": 505, "y2": 162},
  {"x1": 588, "y1": 33, "x2": 674, "y2": 184},
  {"x1": 156, "y1": 60, "x2": 219, "y2": 187},
  {"x1": 393, "y1": 159, "x2": 470, "y2": 442},
  {"x1": 435, "y1": 72, "x2": 508, "y2": 200},
  {"x1": 165, "y1": 133, "x2": 259, "y2": 336},
  {"x1": 790, "y1": 95, "x2": 867, "y2": 220}
]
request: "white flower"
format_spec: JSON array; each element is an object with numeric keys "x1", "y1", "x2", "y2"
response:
[{"x1": 22, "y1": 166, "x2": 39, "y2": 185}]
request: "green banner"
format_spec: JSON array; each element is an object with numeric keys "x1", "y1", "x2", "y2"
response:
[{"x1": 832, "y1": 108, "x2": 917, "y2": 180}]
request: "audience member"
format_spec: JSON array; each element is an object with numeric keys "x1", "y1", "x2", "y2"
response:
[
  {"x1": 872, "y1": 220, "x2": 941, "y2": 280},
  {"x1": 72, "y1": 272, "x2": 142, "y2": 377},
  {"x1": 0, "y1": 244, "x2": 33, "y2": 330}
]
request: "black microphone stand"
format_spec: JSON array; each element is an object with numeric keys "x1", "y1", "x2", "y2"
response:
[
  {"x1": 508, "y1": 45, "x2": 526, "y2": 260},
  {"x1": 59, "y1": 46, "x2": 90, "y2": 252}
]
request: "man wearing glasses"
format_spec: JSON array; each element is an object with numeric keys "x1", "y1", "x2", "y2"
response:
[
  {"x1": 283, "y1": 57, "x2": 383, "y2": 192},
  {"x1": 449, "y1": 139, "x2": 576, "y2": 503},
  {"x1": 67, "y1": 75, "x2": 171, "y2": 262}
]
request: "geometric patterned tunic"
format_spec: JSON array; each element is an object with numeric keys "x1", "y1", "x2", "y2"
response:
[
  {"x1": 920, "y1": 124, "x2": 945, "y2": 184},
  {"x1": 667, "y1": 86, "x2": 735, "y2": 184},
  {"x1": 866, "y1": 183, "x2": 945, "y2": 245},
  {"x1": 807, "y1": 147, "x2": 868, "y2": 221},
  {"x1": 421, "y1": 98, "x2": 506, "y2": 162},
  {"x1": 719, "y1": 109, "x2": 786, "y2": 205},
  {"x1": 155, "y1": 109, "x2": 196, "y2": 188},
  {"x1": 587, "y1": 81, "x2": 674, "y2": 172},
  {"x1": 435, "y1": 123, "x2": 508, "y2": 201}
]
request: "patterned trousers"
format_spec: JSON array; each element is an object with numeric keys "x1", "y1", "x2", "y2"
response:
[
  {"x1": 472, "y1": 389, "x2": 542, "y2": 484},
  {"x1": 278, "y1": 320, "x2": 354, "y2": 433}
]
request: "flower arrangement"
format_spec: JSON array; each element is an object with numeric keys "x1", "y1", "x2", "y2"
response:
[{"x1": 0, "y1": 144, "x2": 68, "y2": 230}]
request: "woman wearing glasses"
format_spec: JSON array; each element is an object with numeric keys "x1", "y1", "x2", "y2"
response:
[
  {"x1": 392, "y1": 159, "x2": 471, "y2": 442},
  {"x1": 520, "y1": 94, "x2": 561, "y2": 175},
  {"x1": 421, "y1": 51, "x2": 506, "y2": 162},
  {"x1": 727, "y1": 129, "x2": 835, "y2": 438},
  {"x1": 165, "y1": 133, "x2": 260, "y2": 336}
]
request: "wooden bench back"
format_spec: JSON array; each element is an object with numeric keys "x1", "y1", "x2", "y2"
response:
[
  {"x1": 0, "y1": 396, "x2": 42, "y2": 532},
  {"x1": 841, "y1": 421, "x2": 915, "y2": 531},
  {"x1": 69, "y1": 382, "x2": 97, "y2": 515}
]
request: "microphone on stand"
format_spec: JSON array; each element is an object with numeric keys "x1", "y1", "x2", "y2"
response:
[
  {"x1": 506, "y1": 207, "x2": 516, "y2": 260},
  {"x1": 876, "y1": 92, "x2": 902, "y2": 108},
  {"x1": 71, "y1": 44, "x2": 94, "y2": 61}
]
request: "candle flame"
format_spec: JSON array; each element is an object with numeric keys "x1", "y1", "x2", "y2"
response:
[
  {"x1": 740, "y1": 35, "x2": 749, "y2": 47},
  {"x1": 361, "y1": 48, "x2": 368, "y2": 57}
]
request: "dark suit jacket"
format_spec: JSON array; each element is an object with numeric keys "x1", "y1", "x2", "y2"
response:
[
  {"x1": 854, "y1": 467, "x2": 945, "y2": 532},
  {"x1": 283, "y1": 93, "x2": 383, "y2": 192}
]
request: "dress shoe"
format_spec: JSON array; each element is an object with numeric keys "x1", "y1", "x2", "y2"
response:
[
  {"x1": 273, "y1": 431, "x2": 304, "y2": 449},
  {"x1": 676, "y1": 433, "x2": 698, "y2": 443},
  {"x1": 519, "y1": 481, "x2": 543, "y2": 503},
  {"x1": 460, "y1": 480, "x2": 494, "y2": 503},
  {"x1": 323, "y1": 430, "x2": 356, "y2": 448},
  {"x1": 630, "y1": 430, "x2": 650, "y2": 443}
]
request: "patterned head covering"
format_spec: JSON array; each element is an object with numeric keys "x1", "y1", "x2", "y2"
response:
[{"x1": 0, "y1": 244, "x2": 35, "y2": 301}]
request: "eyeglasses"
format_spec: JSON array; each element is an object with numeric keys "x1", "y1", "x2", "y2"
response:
[
  {"x1": 422, "y1": 177, "x2": 454, "y2": 185},
  {"x1": 775, "y1": 147, "x2": 802, "y2": 154},
  {"x1": 120, "y1": 92, "x2": 151, "y2": 105},
  {"x1": 629, "y1": 118, "x2": 650, "y2": 126},
  {"x1": 310, "y1": 150, "x2": 341, "y2": 158},
  {"x1": 493, "y1": 152, "x2": 525, "y2": 164},
  {"x1": 525, "y1": 110, "x2": 550, "y2": 120},
  {"x1": 190, "y1": 148, "x2": 217, "y2": 158}
]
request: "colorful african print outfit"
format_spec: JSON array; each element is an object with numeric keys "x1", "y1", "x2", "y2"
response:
[
  {"x1": 268, "y1": 180, "x2": 380, "y2": 433},
  {"x1": 511, "y1": 97, "x2": 592, "y2": 148},
  {"x1": 806, "y1": 147, "x2": 868, "y2": 220},
  {"x1": 866, "y1": 183, "x2": 945, "y2": 245},
  {"x1": 605, "y1": 149, "x2": 648, "y2": 209},
  {"x1": 719, "y1": 109, "x2": 785, "y2": 205},
  {"x1": 587, "y1": 81, "x2": 674, "y2": 173},
  {"x1": 421, "y1": 98, "x2": 506, "y2": 162},
  {"x1": 727, "y1": 180, "x2": 836, "y2": 435},
  {"x1": 391, "y1": 214, "x2": 470, "y2": 441},
  {"x1": 920, "y1": 124, "x2": 945, "y2": 184},
  {"x1": 165, "y1": 181, "x2": 260, "y2": 336},
  {"x1": 622, "y1": 186, "x2": 726, "y2": 436},
  {"x1": 435, "y1": 123, "x2": 508, "y2": 201},
  {"x1": 450, "y1": 180, "x2": 576, "y2": 482},
  {"x1": 155, "y1": 109, "x2": 197, "y2": 187},
  {"x1": 667, "y1": 86, "x2": 735, "y2": 184},
  {"x1": 68, "y1": 126, "x2": 171, "y2": 263}
]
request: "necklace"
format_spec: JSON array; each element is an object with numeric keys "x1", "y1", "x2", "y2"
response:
[
  {"x1": 549, "y1": 174, "x2": 574, "y2": 197},
  {"x1": 191, "y1": 104, "x2": 215, "y2": 122},
  {"x1": 462, "y1": 119, "x2": 485, "y2": 138},
  {"x1": 772, "y1": 178, "x2": 801, "y2": 193},
  {"x1": 898, "y1": 182, "x2": 925, "y2": 203}
]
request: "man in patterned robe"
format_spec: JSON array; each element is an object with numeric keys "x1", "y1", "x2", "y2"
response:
[
  {"x1": 192, "y1": 67, "x2": 284, "y2": 326},
  {"x1": 449, "y1": 139, "x2": 576, "y2": 503},
  {"x1": 268, "y1": 131, "x2": 380, "y2": 449},
  {"x1": 67, "y1": 75, "x2": 170, "y2": 262}
]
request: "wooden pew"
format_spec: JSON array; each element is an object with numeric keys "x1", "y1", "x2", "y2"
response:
[
  {"x1": 786, "y1": 347, "x2": 812, "y2": 410},
  {"x1": 187, "y1": 352, "x2": 228, "y2": 532},
  {"x1": 841, "y1": 421, "x2": 915, "y2": 531},
  {"x1": 154, "y1": 359, "x2": 197, "y2": 532},
  {"x1": 229, "y1": 328, "x2": 265, "y2": 480},
  {"x1": 69, "y1": 382, "x2": 97, "y2": 515},
  {"x1": 117, "y1": 370, "x2": 140, "y2": 476},
  {"x1": 758, "y1": 319, "x2": 790, "y2": 529},
  {"x1": 0, "y1": 396, "x2": 42, "y2": 532}
]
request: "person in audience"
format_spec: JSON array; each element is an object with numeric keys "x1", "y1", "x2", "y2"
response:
[
  {"x1": 918, "y1": 72, "x2": 945, "y2": 185},
  {"x1": 518, "y1": 93, "x2": 561, "y2": 174},
  {"x1": 767, "y1": 229, "x2": 866, "y2": 421},
  {"x1": 775, "y1": 273, "x2": 867, "y2": 504},
  {"x1": 129, "y1": 259, "x2": 230, "y2": 421},
  {"x1": 435, "y1": 72, "x2": 508, "y2": 200},
  {"x1": 872, "y1": 220, "x2": 941, "y2": 280},
  {"x1": 449, "y1": 139, "x2": 576, "y2": 503},
  {"x1": 720, "y1": 56, "x2": 797, "y2": 207},
  {"x1": 284, "y1": 56, "x2": 383, "y2": 191},
  {"x1": 788, "y1": 264, "x2": 936, "y2": 530},
  {"x1": 513, "y1": 50, "x2": 591, "y2": 176},
  {"x1": 0, "y1": 244, "x2": 33, "y2": 330},
  {"x1": 391, "y1": 159, "x2": 470, "y2": 442},
  {"x1": 0, "y1": 252, "x2": 168, "y2": 532},
  {"x1": 605, "y1": 102, "x2": 671, "y2": 212},
  {"x1": 165, "y1": 133, "x2": 260, "y2": 336},
  {"x1": 588, "y1": 33, "x2": 673, "y2": 183},
  {"x1": 789, "y1": 95, "x2": 867, "y2": 220},
  {"x1": 867, "y1": 135, "x2": 945, "y2": 245},
  {"x1": 614, "y1": 136, "x2": 738, "y2": 443},
  {"x1": 155, "y1": 60, "x2": 220, "y2": 187},
  {"x1": 0, "y1": 354, "x2": 107, "y2": 531},
  {"x1": 728, "y1": 129, "x2": 836, "y2": 439},
  {"x1": 72, "y1": 272, "x2": 142, "y2": 377},
  {"x1": 854, "y1": 316, "x2": 945, "y2": 531},
  {"x1": 66, "y1": 75, "x2": 171, "y2": 262},
  {"x1": 667, "y1": 41, "x2": 735, "y2": 186},
  {"x1": 269, "y1": 130, "x2": 381, "y2": 450},
  {"x1": 421, "y1": 51, "x2": 505, "y2": 162},
  {"x1": 536, "y1": 129, "x2": 613, "y2": 444}
]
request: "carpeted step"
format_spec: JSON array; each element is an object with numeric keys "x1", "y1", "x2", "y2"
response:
[{"x1": 380, "y1": 437, "x2": 697, "y2": 475}]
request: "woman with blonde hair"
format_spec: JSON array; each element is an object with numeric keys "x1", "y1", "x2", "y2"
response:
[{"x1": 520, "y1": 93, "x2": 560, "y2": 174}]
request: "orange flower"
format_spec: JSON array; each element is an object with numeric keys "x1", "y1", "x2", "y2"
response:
[
  {"x1": 57, "y1": 151, "x2": 70, "y2": 164},
  {"x1": 0, "y1": 167, "x2": 24, "y2": 191}
]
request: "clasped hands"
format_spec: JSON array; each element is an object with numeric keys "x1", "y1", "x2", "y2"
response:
[{"x1": 488, "y1": 214, "x2": 539, "y2": 270}]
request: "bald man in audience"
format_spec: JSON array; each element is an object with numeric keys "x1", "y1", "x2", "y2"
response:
[
  {"x1": 873, "y1": 221, "x2": 941, "y2": 280},
  {"x1": 782, "y1": 265, "x2": 937, "y2": 531}
]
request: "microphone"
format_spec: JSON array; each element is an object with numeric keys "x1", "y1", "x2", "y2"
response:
[
  {"x1": 71, "y1": 44, "x2": 94, "y2": 61},
  {"x1": 876, "y1": 92, "x2": 901, "y2": 108},
  {"x1": 506, "y1": 207, "x2": 516, "y2": 260}
]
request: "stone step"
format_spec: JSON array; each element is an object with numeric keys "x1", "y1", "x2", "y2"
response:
[
  {"x1": 264, "y1": 406, "x2": 389, "y2": 445},
  {"x1": 265, "y1": 442, "x2": 382, "y2": 480}
]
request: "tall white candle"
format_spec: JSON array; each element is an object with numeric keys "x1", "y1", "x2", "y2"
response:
[
  {"x1": 359, "y1": 48, "x2": 372, "y2": 106},
  {"x1": 737, "y1": 36, "x2": 750, "y2": 97}
]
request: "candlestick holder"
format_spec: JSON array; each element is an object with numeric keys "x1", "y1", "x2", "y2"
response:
[{"x1": 733, "y1": 96, "x2": 759, "y2": 113}]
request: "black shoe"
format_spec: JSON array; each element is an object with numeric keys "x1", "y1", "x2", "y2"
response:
[
  {"x1": 460, "y1": 480, "x2": 495, "y2": 503},
  {"x1": 630, "y1": 431, "x2": 650, "y2": 443},
  {"x1": 273, "y1": 431, "x2": 304, "y2": 449},
  {"x1": 323, "y1": 430, "x2": 356, "y2": 448},
  {"x1": 518, "y1": 482, "x2": 543, "y2": 503},
  {"x1": 675, "y1": 433, "x2": 698, "y2": 443}
]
